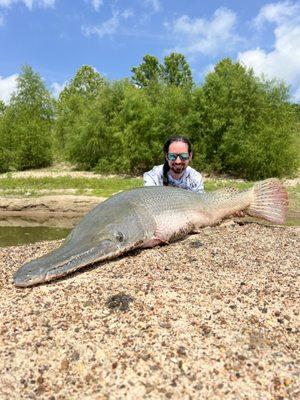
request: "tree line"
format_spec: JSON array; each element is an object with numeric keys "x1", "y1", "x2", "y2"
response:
[{"x1": 0, "y1": 54, "x2": 299, "y2": 179}]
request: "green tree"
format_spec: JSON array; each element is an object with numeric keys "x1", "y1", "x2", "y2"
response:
[
  {"x1": 111, "y1": 82, "x2": 157, "y2": 173},
  {"x1": 161, "y1": 53, "x2": 193, "y2": 88},
  {"x1": 131, "y1": 55, "x2": 161, "y2": 88},
  {"x1": 54, "y1": 65, "x2": 106, "y2": 153},
  {"x1": 185, "y1": 86, "x2": 209, "y2": 171},
  {"x1": 0, "y1": 100, "x2": 5, "y2": 115},
  {"x1": 200, "y1": 58, "x2": 298, "y2": 179},
  {"x1": 107, "y1": 83, "x2": 193, "y2": 174},
  {"x1": 65, "y1": 79, "x2": 194, "y2": 174},
  {"x1": 65, "y1": 79, "x2": 127, "y2": 171},
  {"x1": 131, "y1": 53, "x2": 193, "y2": 89},
  {"x1": 0, "y1": 65, "x2": 53, "y2": 172},
  {"x1": 59, "y1": 65, "x2": 105, "y2": 100}
]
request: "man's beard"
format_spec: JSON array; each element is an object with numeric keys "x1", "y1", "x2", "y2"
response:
[{"x1": 170, "y1": 164, "x2": 186, "y2": 174}]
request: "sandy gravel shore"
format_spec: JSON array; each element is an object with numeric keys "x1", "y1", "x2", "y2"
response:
[
  {"x1": 0, "y1": 195, "x2": 103, "y2": 216},
  {"x1": 0, "y1": 223, "x2": 299, "y2": 400}
]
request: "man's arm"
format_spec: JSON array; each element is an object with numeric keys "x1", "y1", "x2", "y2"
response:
[
  {"x1": 193, "y1": 179, "x2": 204, "y2": 193},
  {"x1": 143, "y1": 171, "x2": 158, "y2": 186},
  {"x1": 189, "y1": 169, "x2": 204, "y2": 193},
  {"x1": 143, "y1": 166, "x2": 163, "y2": 186}
]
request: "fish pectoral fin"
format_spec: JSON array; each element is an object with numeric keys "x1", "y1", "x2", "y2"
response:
[
  {"x1": 192, "y1": 228, "x2": 202, "y2": 234},
  {"x1": 153, "y1": 236, "x2": 170, "y2": 245},
  {"x1": 142, "y1": 236, "x2": 169, "y2": 248}
]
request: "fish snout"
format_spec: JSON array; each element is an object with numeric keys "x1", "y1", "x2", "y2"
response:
[
  {"x1": 14, "y1": 261, "x2": 46, "y2": 287},
  {"x1": 14, "y1": 238, "x2": 123, "y2": 287}
]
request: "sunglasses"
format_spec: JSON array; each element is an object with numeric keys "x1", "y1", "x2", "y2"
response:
[{"x1": 167, "y1": 152, "x2": 190, "y2": 161}]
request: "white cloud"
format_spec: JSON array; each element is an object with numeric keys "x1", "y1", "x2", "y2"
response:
[
  {"x1": 24, "y1": 0, "x2": 35, "y2": 9},
  {"x1": 0, "y1": 0, "x2": 12, "y2": 6},
  {"x1": 83, "y1": 13, "x2": 119, "y2": 37},
  {"x1": 238, "y1": 1, "x2": 300, "y2": 101},
  {"x1": 166, "y1": 7, "x2": 241, "y2": 56},
  {"x1": 39, "y1": 0, "x2": 55, "y2": 7},
  {"x1": 51, "y1": 81, "x2": 66, "y2": 98},
  {"x1": 121, "y1": 9, "x2": 133, "y2": 19},
  {"x1": 0, "y1": 0, "x2": 55, "y2": 9},
  {"x1": 202, "y1": 63, "x2": 215, "y2": 77},
  {"x1": 0, "y1": 74, "x2": 18, "y2": 104},
  {"x1": 82, "y1": 9, "x2": 134, "y2": 38},
  {"x1": 90, "y1": 0, "x2": 103, "y2": 12},
  {"x1": 254, "y1": 1, "x2": 299, "y2": 27},
  {"x1": 144, "y1": 0, "x2": 161, "y2": 13}
]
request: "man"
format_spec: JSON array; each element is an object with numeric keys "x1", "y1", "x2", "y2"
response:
[
  {"x1": 143, "y1": 136, "x2": 204, "y2": 192},
  {"x1": 144, "y1": 136, "x2": 244, "y2": 218}
]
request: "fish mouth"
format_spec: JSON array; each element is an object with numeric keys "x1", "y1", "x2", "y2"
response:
[{"x1": 14, "y1": 239, "x2": 119, "y2": 287}]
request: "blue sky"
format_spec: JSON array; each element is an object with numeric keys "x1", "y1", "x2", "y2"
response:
[{"x1": 0, "y1": 0, "x2": 300, "y2": 102}]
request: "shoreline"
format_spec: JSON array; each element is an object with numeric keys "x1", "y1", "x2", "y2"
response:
[{"x1": 0, "y1": 195, "x2": 105, "y2": 216}]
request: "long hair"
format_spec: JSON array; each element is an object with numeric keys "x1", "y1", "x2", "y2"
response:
[{"x1": 162, "y1": 136, "x2": 192, "y2": 186}]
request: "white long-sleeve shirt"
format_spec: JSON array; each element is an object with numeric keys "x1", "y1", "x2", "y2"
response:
[{"x1": 143, "y1": 164, "x2": 204, "y2": 193}]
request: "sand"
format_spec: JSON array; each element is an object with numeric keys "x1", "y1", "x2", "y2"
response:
[
  {"x1": 0, "y1": 195, "x2": 102, "y2": 216},
  {"x1": 0, "y1": 222, "x2": 299, "y2": 399}
]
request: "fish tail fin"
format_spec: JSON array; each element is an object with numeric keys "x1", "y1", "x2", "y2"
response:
[{"x1": 246, "y1": 179, "x2": 288, "y2": 224}]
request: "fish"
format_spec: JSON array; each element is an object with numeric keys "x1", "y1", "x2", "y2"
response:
[{"x1": 13, "y1": 179, "x2": 288, "y2": 287}]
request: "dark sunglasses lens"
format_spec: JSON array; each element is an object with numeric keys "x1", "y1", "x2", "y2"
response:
[
  {"x1": 167, "y1": 153, "x2": 177, "y2": 161},
  {"x1": 179, "y1": 153, "x2": 189, "y2": 160},
  {"x1": 167, "y1": 153, "x2": 189, "y2": 161}
]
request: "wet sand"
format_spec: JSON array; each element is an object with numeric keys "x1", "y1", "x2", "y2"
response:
[{"x1": 0, "y1": 222, "x2": 299, "y2": 399}]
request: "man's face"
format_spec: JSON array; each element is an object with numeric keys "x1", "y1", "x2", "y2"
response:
[{"x1": 166, "y1": 141, "x2": 192, "y2": 175}]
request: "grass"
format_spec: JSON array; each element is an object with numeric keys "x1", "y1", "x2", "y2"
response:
[
  {"x1": 203, "y1": 180, "x2": 253, "y2": 191},
  {"x1": 0, "y1": 175, "x2": 297, "y2": 195},
  {"x1": 0, "y1": 176, "x2": 143, "y2": 197},
  {"x1": 0, "y1": 175, "x2": 257, "y2": 197}
]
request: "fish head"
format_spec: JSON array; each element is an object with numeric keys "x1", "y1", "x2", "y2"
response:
[
  {"x1": 14, "y1": 208, "x2": 150, "y2": 287},
  {"x1": 13, "y1": 237, "x2": 117, "y2": 287}
]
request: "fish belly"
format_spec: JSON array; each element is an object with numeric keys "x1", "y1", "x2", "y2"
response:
[{"x1": 141, "y1": 208, "x2": 212, "y2": 247}]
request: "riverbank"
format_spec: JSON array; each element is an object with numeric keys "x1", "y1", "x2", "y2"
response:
[
  {"x1": 0, "y1": 195, "x2": 103, "y2": 216},
  {"x1": 1, "y1": 223, "x2": 299, "y2": 399}
]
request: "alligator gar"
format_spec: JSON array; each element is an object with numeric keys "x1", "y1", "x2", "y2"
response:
[{"x1": 14, "y1": 179, "x2": 288, "y2": 287}]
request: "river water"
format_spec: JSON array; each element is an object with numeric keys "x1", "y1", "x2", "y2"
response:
[{"x1": 0, "y1": 215, "x2": 81, "y2": 247}]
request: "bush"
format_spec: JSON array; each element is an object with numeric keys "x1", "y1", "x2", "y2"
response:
[
  {"x1": 0, "y1": 66, "x2": 53, "y2": 172},
  {"x1": 200, "y1": 58, "x2": 299, "y2": 179}
]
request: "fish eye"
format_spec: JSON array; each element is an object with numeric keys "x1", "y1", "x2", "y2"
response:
[{"x1": 115, "y1": 231, "x2": 125, "y2": 242}]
